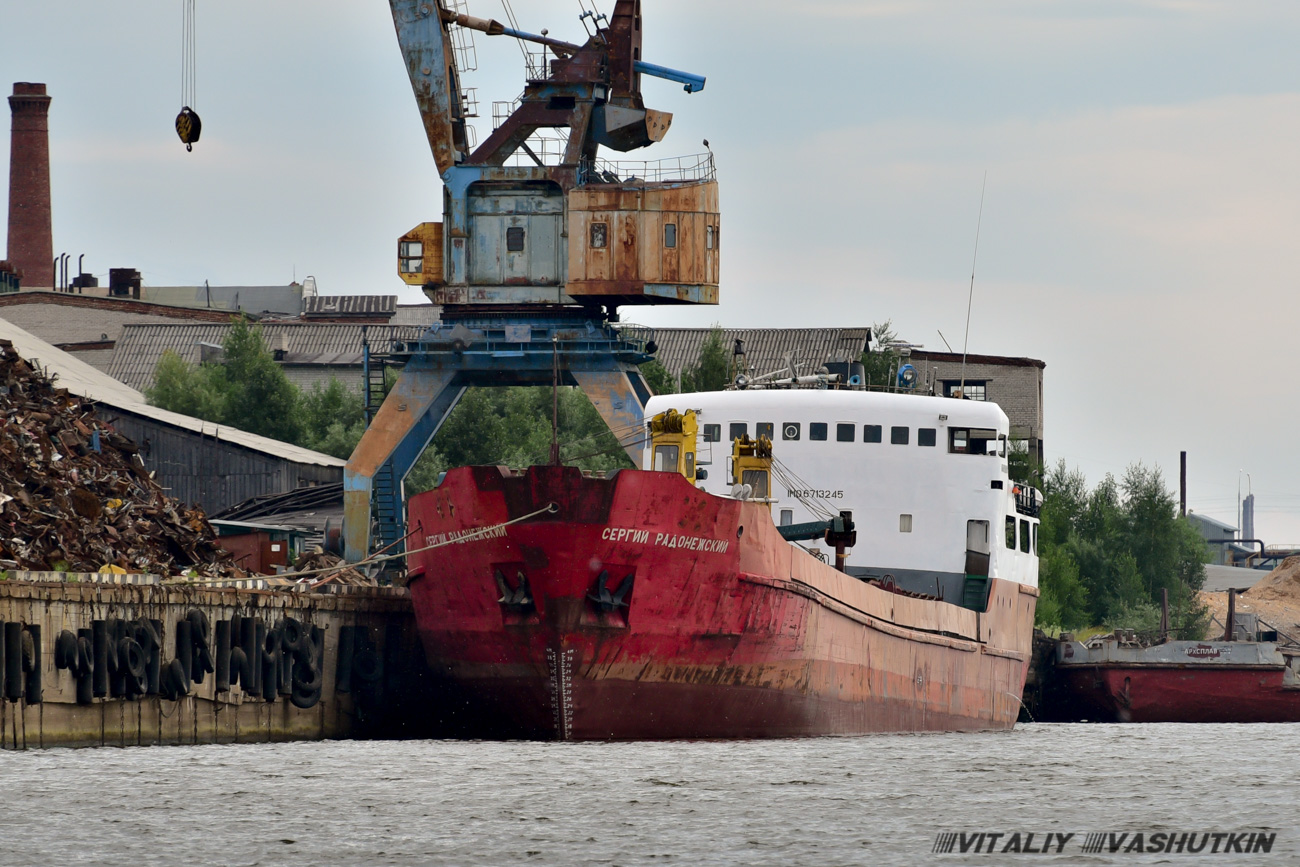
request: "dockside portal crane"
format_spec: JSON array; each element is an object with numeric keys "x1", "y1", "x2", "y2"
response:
[{"x1": 343, "y1": 1, "x2": 720, "y2": 563}]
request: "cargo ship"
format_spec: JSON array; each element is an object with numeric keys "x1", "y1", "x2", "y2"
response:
[{"x1": 404, "y1": 380, "x2": 1041, "y2": 739}]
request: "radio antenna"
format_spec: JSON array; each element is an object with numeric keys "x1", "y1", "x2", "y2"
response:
[{"x1": 958, "y1": 171, "x2": 987, "y2": 399}]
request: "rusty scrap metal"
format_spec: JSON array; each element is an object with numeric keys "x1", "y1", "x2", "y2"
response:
[{"x1": 0, "y1": 339, "x2": 237, "y2": 576}]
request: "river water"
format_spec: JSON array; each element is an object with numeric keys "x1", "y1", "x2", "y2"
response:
[{"x1": 1, "y1": 724, "x2": 1295, "y2": 866}]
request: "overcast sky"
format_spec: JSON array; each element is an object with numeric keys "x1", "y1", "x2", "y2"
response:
[{"x1": 5, "y1": 1, "x2": 1300, "y2": 542}]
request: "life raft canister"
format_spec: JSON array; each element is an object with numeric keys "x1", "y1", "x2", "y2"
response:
[{"x1": 175, "y1": 106, "x2": 202, "y2": 152}]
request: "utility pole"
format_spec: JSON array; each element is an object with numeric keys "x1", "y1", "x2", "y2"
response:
[{"x1": 1179, "y1": 451, "x2": 1186, "y2": 517}]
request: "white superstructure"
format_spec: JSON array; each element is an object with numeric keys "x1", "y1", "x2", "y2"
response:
[{"x1": 644, "y1": 389, "x2": 1039, "y2": 595}]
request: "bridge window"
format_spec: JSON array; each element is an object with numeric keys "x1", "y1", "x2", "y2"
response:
[
  {"x1": 702, "y1": 424, "x2": 721, "y2": 442},
  {"x1": 918, "y1": 428, "x2": 937, "y2": 447},
  {"x1": 950, "y1": 428, "x2": 997, "y2": 455},
  {"x1": 742, "y1": 469, "x2": 769, "y2": 498},
  {"x1": 590, "y1": 222, "x2": 608, "y2": 249},
  {"x1": 729, "y1": 422, "x2": 747, "y2": 441},
  {"x1": 900, "y1": 514, "x2": 913, "y2": 533},
  {"x1": 1032, "y1": 523, "x2": 1038, "y2": 555},
  {"x1": 1020, "y1": 519, "x2": 1031, "y2": 553},
  {"x1": 810, "y1": 423, "x2": 827, "y2": 441},
  {"x1": 779, "y1": 509, "x2": 793, "y2": 526},
  {"x1": 944, "y1": 380, "x2": 987, "y2": 401},
  {"x1": 506, "y1": 227, "x2": 525, "y2": 252},
  {"x1": 782, "y1": 422, "x2": 800, "y2": 441},
  {"x1": 891, "y1": 426, "x2": 909, "y2": 445},
  {"x1": 836, "y1": 423, "x2": 855, "y2": 442},
  {"x1": 706, "y1": 225, "x2": 715, "y2": 250},
  {"x1": 653, "y1": 444, "x2": 679, "y2": 473},
  {"x1": 757, "y1": 422, "x2": 774, "y2": 440},
  {"x1": 398, "y1": 240, "x2": 423, "y2": 274},
  {"x1": 864, "y1": 425, "x2": 882, "y2": 443},
  {"x1": 664, "y1": 223, "x2": 677, "y2": 248},
  {"x1": 1005, "y1": 516, "x2": 1016, "y2": 549}
]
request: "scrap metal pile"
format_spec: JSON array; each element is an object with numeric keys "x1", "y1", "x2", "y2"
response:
[{"x1": 0, "y1": 340, "x2": 237, "y2": 576}]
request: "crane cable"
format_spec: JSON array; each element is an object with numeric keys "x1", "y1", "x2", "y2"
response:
[
  {"x1": 175, "y1": 0, "x2": 202, "y2": 152},
  {"x1": 769, "y1": 456, "x2": 839, "y2": 521}
]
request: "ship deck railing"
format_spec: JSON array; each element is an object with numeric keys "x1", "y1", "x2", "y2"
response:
[{"x1": 1014, "y1": 487, "x2": 1041, "y2": 518}]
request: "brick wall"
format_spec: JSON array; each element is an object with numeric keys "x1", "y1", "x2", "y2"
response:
[{"x1": 910, "y1": 351, "x2": 1045, "y2": 459}]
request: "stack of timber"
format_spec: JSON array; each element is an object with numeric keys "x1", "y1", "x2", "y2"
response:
[
  {"x1": 290, "y1": 550, "x2": 372, "y2": 588},
  {"x1": 0, "y1": 339, "x2": 235, "y2": 576}
]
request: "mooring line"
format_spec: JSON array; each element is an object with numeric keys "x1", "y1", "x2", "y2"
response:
[{"x1": 162, "y1": 502, "x2": 559, "y2": 586}]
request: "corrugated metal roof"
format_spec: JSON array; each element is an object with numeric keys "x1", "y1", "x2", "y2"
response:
[
  {"x1": 303, "y1": 295, "x2": 397, "y2": 317},
  {"x1": 0, "y1": 315, "x2": 345, "y2": 468},
  {"x1": 2, "y1": 316, "x2": 148, "y2": 406},
  {"x1": 637, "y1": 327, "x2": 873, "y2": 381},
  {"x1": 108, "y1": 323, "x2": 427, "y2": 390},
  {"x1": 391, "y1": 304, "x2": 443, "y2": 327}
]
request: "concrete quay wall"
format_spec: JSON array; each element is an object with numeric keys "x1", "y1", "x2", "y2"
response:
[{"x1": 0, "y1": 576, "x2": 426, "y2": 749}]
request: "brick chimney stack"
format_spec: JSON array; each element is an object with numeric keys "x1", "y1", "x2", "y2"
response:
[{"x1": 7, "y1": 82, "x2": 54, "y2": 289}]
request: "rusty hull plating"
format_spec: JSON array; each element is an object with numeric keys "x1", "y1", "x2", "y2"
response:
[{"x1": 405, "y1": 465, "x2": 1037, "y2": 740}]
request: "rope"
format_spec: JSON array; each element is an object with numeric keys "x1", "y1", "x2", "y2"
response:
[{"x1": 161, "y1": 502, "x2": 559, "y2": 586}]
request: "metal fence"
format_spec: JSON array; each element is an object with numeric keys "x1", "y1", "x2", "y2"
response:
[{"x1": 578, "y1": 152, "x2": 715, "y2": 185}]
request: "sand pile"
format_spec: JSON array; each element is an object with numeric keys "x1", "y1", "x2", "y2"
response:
[
  {"x1": 1194, "y1": 557, "x2": 1300, "y2": 641},
  {"x1": 1244, "y1": 556, "x2": 1300, "y2": 604}
]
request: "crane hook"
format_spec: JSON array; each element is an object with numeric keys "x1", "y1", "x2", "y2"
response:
[{"x1": 175, "y1": 106, "x2": 202, "y2": 152}]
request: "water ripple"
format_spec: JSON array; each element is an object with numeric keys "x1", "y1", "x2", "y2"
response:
[{"x1": 0, "y1": 724, "x2": 1296, "y2": 865}]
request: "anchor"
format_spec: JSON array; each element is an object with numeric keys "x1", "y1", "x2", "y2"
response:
[
  {"x1": 588, "y1": 570, "x2": 635, "y2": 612},
  {"x1": 495, "y1": 569, "x2": 534, "y2": 609}
]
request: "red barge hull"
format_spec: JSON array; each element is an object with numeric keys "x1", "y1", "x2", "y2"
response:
[
  {"x1": 1052, "y1": 638, "x2": 1300, "y2": 723},
  {"x1": 405, "y1": 465, "x2": 1038, "y2": 740}
]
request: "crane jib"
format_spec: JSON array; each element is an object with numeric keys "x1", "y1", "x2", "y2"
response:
[
  {"x1": 453, "y1": 13, "x2": 706, "y2": 93},
  {"x1": 632, "y1": 61, "x2": 706, "y2": 94}
]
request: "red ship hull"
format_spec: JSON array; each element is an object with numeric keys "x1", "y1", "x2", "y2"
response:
[
  {"x1": 405, "y1": 465, "x2": 1038, "y2": 740},
  {"x1": 1054, "y1": 662, "x2": 1300, "y2": 723}
]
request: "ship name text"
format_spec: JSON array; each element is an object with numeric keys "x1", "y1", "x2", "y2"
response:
[
  {"x1": 601, "y1": 526, "x2": 730, "y2": 553},
  {"x1": 424, "y1": 525, "x2": 509, "y2": 547}
]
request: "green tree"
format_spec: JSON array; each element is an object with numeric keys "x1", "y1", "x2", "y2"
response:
[
  {"x1": 146, "y1": 349, "x2": 226, "y2": 420},
  {"x1": 1035, "y1": 459, "x2": 1209, "y2": 636},
  {"x1": 427, "y1": 385, "x2": 634, "y2": 477},
  {"x1": 405, "y1": 444, "x2": 449, "y2": 497},
  {"x1": 219, "y1": 320, "x2": 303, "y2": 444},
  {"x1": 1007, "y1": 440, "x2": 1043, "y2": 488},
  {"x1": 1035, "y1": 542, "x2": 1090, "y2": 631},
  {"x1": 148, "y1": 321, "x2": 315, "y2": 448},
  {"x1": 680, "y1": 325, "x2": 731, "y2": 392},
  {"x1": 639, "y1": 359, "x2": 676, "y2": 395},
  {"x1": 300, "y1": 378, "x2": 366, "y2": 459},
  {"x1": 859, "y1": 319, "x2": 899, "y2": 389}
]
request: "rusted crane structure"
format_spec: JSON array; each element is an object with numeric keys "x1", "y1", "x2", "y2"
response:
[{"x1": 344, "y1": 1, "x2": 719, "y2": 561}]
